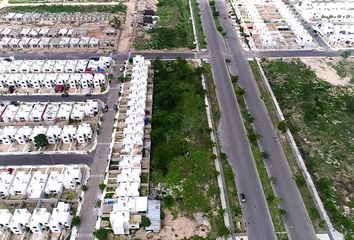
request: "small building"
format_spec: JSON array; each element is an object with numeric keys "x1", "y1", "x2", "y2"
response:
[
  {"x1": 117, "y1": 168, "x2": 141, "y2": 183},
  {"x1": 18, "y1": 37, "x2": 31, "y2": 48},
  {"x1": 75, "y1": 60, "x2": 88, "y2": 72},
  {"x1": 70, "y1": 102, "x2": 85, "y2": 121},
  {"x1": 8, "y1": 29, "x2": 21, "y2": 38},
  {"x1": 29, "y1": 38, "x2": 41, "y2": 48},
  {"x1": 56, "y1": 103, "x2": 73, "y2": 121},
  {"x1": 85, "y1": 100, "x2": 99, "y2": 117},
  {"x1": 9, "y1": 209, "x2": 31, "y2": 235},
  {"x1": 27, "y1": 171, "x2": 48, "y2": 198},
  {"x1": 143, "y1": 9, "x2": 155, "y2": 16},
  {"x1": 31, "y1": 74, "x2": 46, "y2": 89},
  {"x1": 19, "y1": 61, "x2": 33, "y2": 73},
  {"x1": 68, "y1": 73, "x2": 81, "y2": 88},
  {"x1": 29, "y1": 28, "x2": 40, "y2": 38},
  {"x1": 0, "y1": 37, "x2": 11, "y2": 49},
  {"x1": 1, "y1": 28, "x2": 12, "y2": 37},
  {"x1": 20, "y1": 28, "x2": 31, "y2": 37},
  {"x1": 0, "y1": 126, "x2": 17, "y2": 144},
  {"x1": 79, "y1": 37, "x2": 90, "y2": 48},
  {"x1": 1, "y1": 105, "x2": 19, "y2": 122},
  {"x1": 93, "y1": 73, "x2": 106, "y2": 88},
  {"x1": 46, "y1": 125, "x2": 62, "y2": 144},
  {"x1": 49, "y1": 37, "x2": 61, "y2": 48},
  {"x1": 29, "y1": 208, "x2": 51, "y2": 234},
  {"x1": 39, "y1": 28, "x2": 50, "y2": 37},
  {"x1": 9, "y1": 171, "x2": 32, "y2": 196},
  {"x1": 8, "y1": 38, "x2": 20, "y2": 49},
  {"x1": 42, "y1": 60, "x2": 56, "y2": 73},
  {"x1": 76, "y1": 123, "x2": 92, "y2": 144},
  {"x1": 15, "y1": 103, "x2": 34, "y2": 122},
  {"x1": 64, "y1": 60, "x2": 78, "y2": 73},
  {"x1": 61, "y1": 125, "x2": 77, "y2": 144},
  {"x1": 39, "y1": 37, "x2": 51, "y2": 48},
  {"x1": 62, "y1": 166, "x2": 82, "y2": 189},
  {"x1": 44, "y1": 171, "x2": 63, "y2": 195},
  {"x1": 48, "y1": 202, "x2": 73, "y2": 233},
  {"x1": 30, "y1": 126, "x2": 47, "y2": 143},
  {"x1": 29, "y1": 102, "x2": 48, "y2": 122},
  {"x1": 0, "y1": 171, "x2": 15, "y2": 196},
  {"x1": 58, "y1": 37, "x2": 70, "y2": 48},
  {"x1": 14, "y1": 126, "x2": 32, "y2": 144},
  {"x1": 30, "y1": 60, "x2": 45, "y2": 73},
  {"x1": 0, "y1": 209, "x2": 12, "y2": 234},
  {"x1": 58, "y1": 28, "x2": 68, "y2": 37},
  {"x1": 89, "y1": 38, "x2": 99, "y2": 48},
  {"x1": 69, "y1": 38, "x2": 80, "y2": 48},
  {"x1": 42, "y1": 103, "x2": 60, "y2": 122},
  {"x1": 47, "y1": 28, "x2": 59, "y2": 38},
  {"x1": 80, "y1": 74, "x2": 93, "y2": 88},
  {"x1": 53, "y1": 60, "x2": 67, "y2": 73}
]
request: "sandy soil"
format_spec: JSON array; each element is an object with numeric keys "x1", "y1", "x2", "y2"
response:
[
  {"x1": 135, "y1": 210, "x2": 210, "y2": 240},
  {"x1": 300, "y1": 57, "x2": 352, "y2": 86},
  {"x1": 117, "y1": 0, "x2": 135, "y2": 52}
]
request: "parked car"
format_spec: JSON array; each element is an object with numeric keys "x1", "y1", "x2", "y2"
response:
[
  {"x1": 240, "y1": 193, "x2": 246, "y2": 203},
  {"x1": 61, "y1": 92, "x2": 69, "y2": 97}
]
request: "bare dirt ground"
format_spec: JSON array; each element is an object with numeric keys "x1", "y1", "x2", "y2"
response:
[
  {"x1": 117, "y1": 0, "x2": 135, "y2": 52},
  {"x1": 135, "y1": 210, "x2": 210, "y2": 240},
  {"x1": 300, "y1": 57, "x2": 353, "y2": 86}
]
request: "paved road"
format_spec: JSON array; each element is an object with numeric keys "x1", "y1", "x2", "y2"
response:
[
  {"x1": 199, "y1": 0, "x2": 276, "y2": 239},
  {"x1": 246, "y1": 49, "x2": 351, "y2": 58},
  {"x1": 218, "y1": 1, "x2": 317, "y2": 239}
]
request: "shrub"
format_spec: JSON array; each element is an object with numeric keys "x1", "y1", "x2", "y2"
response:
[
  {"x1": 99, "y1": 183, "x2": 107, "y2": 191},
  {"x1": 141, "y1": 216, "x2": 151, "y2": 227},
  {"x1": 72, "y1": 216, "x2": 81, "y2": 226},
  {"x1": 93, "y1": 228, "x2": 109, "y2": 240},
  {"x1": 81, "y1": 185, "x2": 89, "y2": 192}
]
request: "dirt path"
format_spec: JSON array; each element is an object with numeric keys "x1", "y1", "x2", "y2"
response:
[{"x1": 117, "y1": 0, "x2": 135, "y2": 52}]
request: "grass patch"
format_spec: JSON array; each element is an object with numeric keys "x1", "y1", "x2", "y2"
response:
[
  {"x1": 134, "y1": 0, "x2": 194, "y2": 49},
  {"x1": 4, "y1": 4, "x2": 127, "y2": 13},
  {"x1": 204, "y1": 64, "x2": 221, "y2": 125},
  {"x1": 191, "y1": 0, "x2": 207, "y2": 48},
  {"x1": 249, "y1": 60, "x2": 325, "y2": 231},
  {"x1": 151, "y1": 59, "x2": 228, "y2": 238},
  {"x1": 209, "y1": 1, "x2": 223, "y2": 35},
  {"x1": 262, "y1": 59, "x2": 354, "y2": 237},
  {"x1": 330, "y1": 59, "x2": 354, "y2": 83},
  {"x1": 231, "y1": 76, "x2": 286, "y2": 233}
]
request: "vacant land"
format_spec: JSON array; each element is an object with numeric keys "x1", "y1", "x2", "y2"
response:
[
  {"x1": 4, "y1": 4, "x2": 127, "y2": 13},
  {"x1": 263, "y1": 59, "x2": 354, "y2": 238},
  {"x1": 134, "y1": 0, "x2": 194, "y2": 49},
  {"x1": 151, "y1": 59, "x2": 229, "y2": 238}
]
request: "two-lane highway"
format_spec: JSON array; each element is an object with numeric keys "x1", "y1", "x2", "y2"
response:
[{"x1": 199, "y1": 0, "x2": 277, "y2": 239}]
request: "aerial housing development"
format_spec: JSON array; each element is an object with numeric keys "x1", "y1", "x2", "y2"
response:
[{"x1": 0, "y1": 0, "x2": 352, "y2": 239}]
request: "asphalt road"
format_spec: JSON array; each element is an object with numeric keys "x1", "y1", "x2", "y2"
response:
[
  {"x1": 217, "y1": 1, "x2": 317, "y2": 239},
  {"x1": 246, "y1": 49, "x2": 351, "y2": 58},
  {"x1": 199, "y1": 0, "x2": 277, "y2": 239}
]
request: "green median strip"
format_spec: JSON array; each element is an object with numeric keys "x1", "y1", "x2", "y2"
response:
[
  {"x1": 249, "y1": 60, "x2": 326, "y2": 231},
  {"x1": 230, "y1": 75, "x2": 286, "y2": 233},
  {"x1": 191, "y1": 0, "x2": 207, "y2": 48}
]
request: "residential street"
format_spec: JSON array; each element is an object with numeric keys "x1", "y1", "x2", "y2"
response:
[{"x1": 199, "y1": 0, "x2": 277, "y2": 239}]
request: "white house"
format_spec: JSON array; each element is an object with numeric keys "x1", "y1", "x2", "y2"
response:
[
  {"x1": 42, "y1": 60, "x2": 56, "y2": 73},
  {"x1": 9, "y1": 171, "x2": 32, "y2": 196},
  {"x1": 1, "y1": 105, "x2": 19, "y2": 122},
  {"x1": 117, "y1": 169, "x2": 141, "y2": 183},
  {"x1": 0, "y1": 209, "x2": 12, "y2": 234},
  {"x1": 39, "y1": 37, "x2": 51, "y2": 48},
  {"x1": 62, "y1": 166, "x2": 82, "y2": 189},
  {"x1": 14, "y1": 126, "x2": 32, "y2": 144},
  {"x1": 46, "y1": 125, "x2": 62, "y2": 144},
  {"x1": 84, "y1": 100, "x2": 99, "y2": 117},
  {"x1": 115, "y1": 182, "x2": 140, "y2": 197},
  {"x1": 76, "y1": 123, "x2": 92, "y2": 144},
  {"x1": 68, "y1": 73, "x2": 81, "y2": 88},
  {"x1": 48, "y1": 202, "x2": 72, "y2": 233},
  {"x1": 27, "y1": 171, "x2": 48, "y2": 198},
  {"x1": 9, "y1": 209, "x2": 31, "y2": 235},
  {"x1": 110, "y1": 211, "x2": 130, "y2": 235},
  {"x1": 30, "y1": 60, "x2": 45, "y2": 73},
  {"x1": 53, "y1": 60, "x2": 67, "y2": 73},
  {"x1": 64, "y1": 60, "x2": 78, "y2": 73},
  {"x1": 15, "y1": 103, "x2": 34, "y2": 122},
  {"x1": 30, "y1": 126, "x2": 47, "y2": 143},
  {"x1": 56, "y1": 103, "x2": 73, "y2": 121},
  {"x1": 29, "y1": 208, "x2": 51, "y2": 233},
  {"x1": 70, "y1": 102, "x2": 85, "y2": 121},
  {"x1": 0, "y1": 171, "x2": 15, "y2": 196},
  {"x1": 44, "y1": 171, "x2": 63, "y2": 195},
  {"x1": 92, "y1": 73, "x2": 106, "y2": 88},
  {"x1": 0, "y1": 126, "x2": 17, "y2": 144},
  {"x1": 61, "y1": 125, "x2": 77, "y2": 144},
  {"x1": 29, "y1": 102, "x2": 48, "y2": 122},
  {"x1": 42, "y1": 103, "x2": 60, "y2": 122},
  {"x1": 29, "y1": 38, "x2": 41, "y2": 48},
  {"x1": 80, "y1": 74, "x2": 93, "y2": 88},
  {"x1": 31, "y1": 74, "x2": 46, "y2": 89},
  {"x1": 75, "y1": 60, "x2": 88, "y2": 72}
]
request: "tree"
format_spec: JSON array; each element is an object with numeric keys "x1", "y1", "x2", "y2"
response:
[
  {"x1": 279, "y1": 208, "x2": 287, "y2": 216},
  {"x1": 231, "y1": 75, "x2": 239, "y2": 83},
  {"x1": 72, "y1": 216, "x2": 81, "y2": 226},
  {"x1": 110, "y1": 16, "x2": 121, "y2": 29},
  {"x1": 81, "y1": 185, "x2": 89, "y2": 192},
  {"x1": 261, "y1": 151, "x2": 270, "y2": 160},
  {"x1": 277, "y1": 120, "x2": 288, "y2": 132},
  {"x1": 34, "y1": 134, "x2": 48, "y2": 148},
  {"x1": 141, "y1": 216, "x2": 151, "y2": 227},
  {"x1": 340, "y1": 50, "x2": 352, "y2": 59},
  {"x1": 270, "y1": 176, "x2": 278, "y2": 184},
  {"x1": 93, "y1": 228, "x2": 109, "y2": 240},
  {"x1": 99, "y1": 183, "x2": 106, "y2": 191}
]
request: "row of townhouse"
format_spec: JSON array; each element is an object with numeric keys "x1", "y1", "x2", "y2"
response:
[
  {"x1": 0, "y1": 73, "x2": 106, "y2": 89},
  {"x1": 0, "y1": 57, "x2": 111, "y2": 74},
  {"x1": 110, "y1": 56, "x2": 151, "y2": 235},
  {"x1": 3, "y1": 12, "x2": 115, "y2": 24},
  {"x1": 0, "y1": 101, "x2": 99, "y2": 123},
  {"x1": 0, "y1": 123, "x2": 93, "y2": 145},
  {"x1": 0, "y1": 27, "x2": 89, "y2": 39},
  {"x1": 0, "y1": 202, "x2": 72, "y2": 235},
  {"x1": 0, "y1": 166, "x2": 82, "y2": 198},
  {"x1": 0, "y1": 37, "x2": 102, "y2": 49}
]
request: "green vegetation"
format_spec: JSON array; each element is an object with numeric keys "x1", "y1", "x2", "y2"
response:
[
  {"x1": 341, "y1": 50, "x2": 352, "y2": 59},
  {"x1": 231, "y1": 76, "x2": 286, "y2": 232},
  {"x1": 329, "y1": 59, "x2": 354, "y2": 83},
  {"x1": 209, "y1": 1, "x2": 223, "y2": 34},
  {"x1": 191, "y1": 0, "x2": 207, "y2": 48},
  {"x1": 72, "y1": 216, "x2": 81, "y2": 226},
  {"x1": 93, "y1": 228, "x2": 109, "y2": 240},
  {"x1": 151, "y1": 59, "x2": 228, "y2": 237},
  {"x1": 262, "y1": 59, "x2": 354, "y2": 237},
  {"x1": 141, "y1": 216, "x2": 151, "y2": 227},
  {"x1": 34, "y1": 134, "x2": 48, "y2": 148},
  {"x1": 99, "y1": 183, "x2": 106, "y2": 191},
  {"x1": 249, "y1": 60, "x2": 325, "y2": 231},
  {"x1": 5, "y1": 4, "x2": 127, "y2": 13},
  {"x1": 81, "y1": 185, "x2": 89, "y2": 192},
  {"x1": 203, "y1": 64, "x2": 221, "y2": 125},
  {"x1": 134, "y1": 0, "x2": 194, "y2": 49}
]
